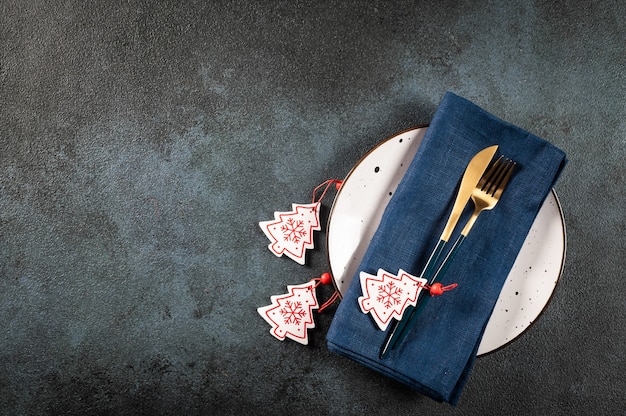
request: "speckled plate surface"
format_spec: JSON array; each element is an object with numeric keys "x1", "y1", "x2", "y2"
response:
[{"x1": 327, "y1": 127, "x2": 566, "y2": 355}]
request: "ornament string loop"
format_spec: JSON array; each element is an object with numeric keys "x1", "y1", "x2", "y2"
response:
[
  {"x1": 424, "y1": 282, "x2": 458, "y2": 296},
  {"x1": 312, "y1": 179, "x2": 343, "y2": 204},
  {"x1": 318, "y1": 291, "x2": 340, "y2": 313},
  {"x1": 312, "y1": 272, "x2": 340, "y2": 313}
]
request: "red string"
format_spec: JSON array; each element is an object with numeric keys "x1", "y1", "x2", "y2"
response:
[
  {"x1": 311, "y1": 272, "x2": 332, "y2": 289},
  {"x1": 312, "y1": 179, "x2": 343, "y2": 203},
  {"x1": 318, "y1": 291, "x2": 340, "y2": 313},
  {"x1": 424, "y1": 282, "x2": 458, "y2": 296},
  {"x1": 311, "y1": 272, "x2": 339, "y2": 313},
  {"x1": 309, "y1": 181, "x2": 343, "y2": 312}
]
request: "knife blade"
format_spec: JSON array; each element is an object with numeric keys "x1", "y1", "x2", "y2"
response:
[
  {"x1": 379, "y1": 144, "x2": 498, "y2": 358},
  {"x1": 440, "y1": 144, "x2": 499, "y2": 243}
]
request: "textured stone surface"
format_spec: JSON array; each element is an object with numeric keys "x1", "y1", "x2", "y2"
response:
[{"x1": 1, "y1": 1, "x2": 624, "y2": 414}]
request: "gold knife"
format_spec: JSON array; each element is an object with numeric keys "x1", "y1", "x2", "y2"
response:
[{"x1": 379, "y1": 144, "x2": 498, "y2": 358}]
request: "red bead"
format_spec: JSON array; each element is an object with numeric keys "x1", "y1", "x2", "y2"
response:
[
  {"x1": 335, "y1": 181, "x2": 343, "y2": 190},
  {"x1": 320, "y1": 272, "x2": 332, "y2": 285},
  {"x1": 429, "y1": 282, "x2": 443, "y2": 296}
]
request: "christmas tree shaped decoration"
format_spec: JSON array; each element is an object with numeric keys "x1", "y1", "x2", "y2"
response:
[
  {"x1": 259, "y1": 202, "x2": 321, "y2": 265},
  {"x1": 257, "y1": 281, "x2": 319, "y2": 345},
  {"x1": 358, "y1": 269, "x2": 428, "y2": 331}
]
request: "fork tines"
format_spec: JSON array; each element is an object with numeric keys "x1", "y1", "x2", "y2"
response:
[{"x1": 481, "y1": 156, "x2": 516, "y2": 197}]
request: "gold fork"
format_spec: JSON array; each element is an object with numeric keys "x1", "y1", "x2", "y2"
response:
[
  {"x1": 381, "y1": 156, "x2": 516, "y2": 356},
  {"x1": 459, "y1": 156, "x2": 516, "y2": 238}
]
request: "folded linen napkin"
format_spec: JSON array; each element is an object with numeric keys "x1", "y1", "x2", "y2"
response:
[{"x1": 326, "y1": 92, "x2": 567, "y2": 405}]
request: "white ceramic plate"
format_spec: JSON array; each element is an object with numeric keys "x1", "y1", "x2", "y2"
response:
[{"x1": 327, "y1": 127, "x2": 566, "y2": 355}]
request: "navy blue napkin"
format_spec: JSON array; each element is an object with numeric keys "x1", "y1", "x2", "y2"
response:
[{"x1": 326, "y1": 92, "x2": 567, "y2": 405}]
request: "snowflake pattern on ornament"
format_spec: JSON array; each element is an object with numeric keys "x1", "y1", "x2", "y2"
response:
[
  {"x1": 377, "y1": 281, "x2": 403, "y2": 309},
  {"x1": 281, "y1": 218, "x2": 306, "y2": 244},
  {"x1": 259, "y1": 202, "x2": 321, "y2": 265},
  {"x1": 358, "y1": 269, "x2": 428, "y2": 331},
  {"x1": 257, "y1": 281, "x2": 319, "y2": 345},
  {"x1": 280, "y1": 300, "x2": 306, "y2": 325}
]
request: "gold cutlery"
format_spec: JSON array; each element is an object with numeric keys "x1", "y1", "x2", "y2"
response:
[{"x1": 380, "y1": 155, "x2": 516, "y2": 358}]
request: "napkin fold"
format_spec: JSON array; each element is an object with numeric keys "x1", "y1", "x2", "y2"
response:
[{"x1": 326, "y1": 92, "x2": 567, "y2": 405}]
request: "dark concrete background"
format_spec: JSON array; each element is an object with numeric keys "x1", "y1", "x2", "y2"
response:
[{"x1": 1, "y1": 1, "x2": 624, "y2": 415}]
